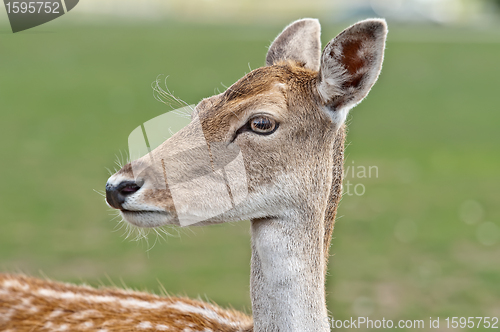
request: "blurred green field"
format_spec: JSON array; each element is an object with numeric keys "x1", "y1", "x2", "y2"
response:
[{"x1": 0, "y1": 18, "x2": 499, "y2": 330}]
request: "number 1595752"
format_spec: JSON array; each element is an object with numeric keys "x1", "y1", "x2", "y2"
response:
[{"x1": 5, "y1": 2, "x2": 60, "y2": 14}]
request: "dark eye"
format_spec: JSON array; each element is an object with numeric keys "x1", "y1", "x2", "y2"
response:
[{"x1": 250, "y1": 116, "x2": 277, "y2": 134}]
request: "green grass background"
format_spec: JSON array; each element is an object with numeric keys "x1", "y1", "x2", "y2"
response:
[{"x1": 0, "y1": 15, "x2": 499, "y2": 330}]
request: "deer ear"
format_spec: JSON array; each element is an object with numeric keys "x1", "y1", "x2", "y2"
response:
[
  {"x1": 317, "y1": 19, "x2": 387, "y2": 124},
  {"x1": 266, "y1": 18, "x2": 321, "y2": 71}
]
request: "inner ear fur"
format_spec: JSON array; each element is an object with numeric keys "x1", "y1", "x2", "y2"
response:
[{"x1": 317, "y1": 19, "x2": 388, "y2": 112}]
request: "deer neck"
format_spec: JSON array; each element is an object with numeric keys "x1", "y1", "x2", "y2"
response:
[
  {"x1": 249, "y1": 126, "x2": 345, "y2": 332},
  {"x1": 250, "y1": 212, "x2": 328, "y2": 332}
]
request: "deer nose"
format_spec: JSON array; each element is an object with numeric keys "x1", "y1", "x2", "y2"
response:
[{"x1": 106, "y1": 180, "x2": 142, "y2": 210}]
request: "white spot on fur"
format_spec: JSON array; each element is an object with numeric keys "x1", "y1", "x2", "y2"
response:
[
  {"x1": 156, "y1": 324, "x2": 170, "y2": 331},
  {"x1": 36, "y1": 288, "x2": 166, "y2": 309},
  {"x1": 71, "y1": 309, "x2": 102, "y2": 320},
  {"x1": 55, "y1": 324, "x2": 69, "y2": 331},
  {"x1": 11, "y1": 298, "x2": 37, "y2": 315},
  {"x1": 2, "y1": 279, "x2": 30, "y2": 291},
  {"x1": 80, "y1": 321, "x2": 94, "y2": 329},
  {"x1": 49, "y1": 309, "x2": 64, "y2": 318},
  {"x1": 137, "y1": 321, "x2": 152, "y2": 329}
]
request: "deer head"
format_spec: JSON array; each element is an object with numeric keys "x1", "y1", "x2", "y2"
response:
[{"x1": 105, "y1": 19, "x2": 387, "y2": 235}]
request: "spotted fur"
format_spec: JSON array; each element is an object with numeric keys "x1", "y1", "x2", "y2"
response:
[{"x1": 0, "y1": 274, "x2": 252, "y2": 332}]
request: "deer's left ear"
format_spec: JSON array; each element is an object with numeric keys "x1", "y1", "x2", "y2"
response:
[
  {"x1": 266, "y1": 18, "x2": 321, "y2": 71},
  {"x1": 317, "y1": 19, "x2": 387, "y2": 124}
]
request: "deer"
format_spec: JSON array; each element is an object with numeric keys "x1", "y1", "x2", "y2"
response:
[{"x1": 0, "y1": 18, "x2": 387, "y2": 331}]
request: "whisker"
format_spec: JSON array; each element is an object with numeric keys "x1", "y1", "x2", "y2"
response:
[
  {"x1": 93, "y1": 189, "x2": 106, "y2": 198},
  {"x1": 105, "y1": 167, "x2": 114, "y2": 176}
]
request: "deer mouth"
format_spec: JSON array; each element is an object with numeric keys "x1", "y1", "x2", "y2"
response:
[{"x1": 120, "y1": 209, "x2": 172, "y2": 228}]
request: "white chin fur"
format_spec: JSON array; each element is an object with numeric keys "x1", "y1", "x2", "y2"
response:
[{"x1": 120, "y1": 210, "x2": 171, "y2": 228}]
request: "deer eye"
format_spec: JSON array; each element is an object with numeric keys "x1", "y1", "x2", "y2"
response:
[{"x1": 249, "y1": 116, "x2": 277, "y2": 135}]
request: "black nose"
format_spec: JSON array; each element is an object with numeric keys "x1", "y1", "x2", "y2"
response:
[{"x1": 106, "y1": 180, "x2": 142, "y2": 210}]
